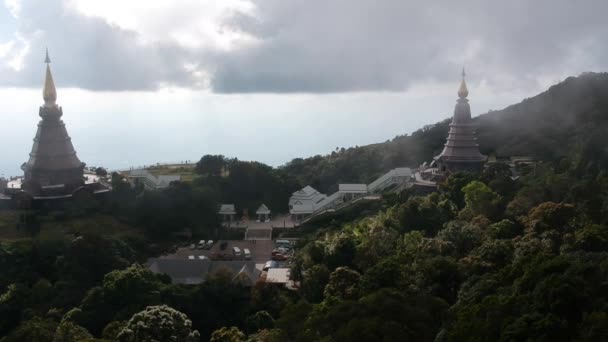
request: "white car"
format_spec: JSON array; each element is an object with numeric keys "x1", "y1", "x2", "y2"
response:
[{"x1": 243, "y1": 248, "x2": 251, "y2": 260}]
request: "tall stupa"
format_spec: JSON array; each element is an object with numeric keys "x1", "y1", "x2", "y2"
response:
[
  {"x1": 433, "y1": 69, "x2": 487, "y2": 173},
  {"x1": 21, "y1": 49, "x2": 85, "y2": 194}
]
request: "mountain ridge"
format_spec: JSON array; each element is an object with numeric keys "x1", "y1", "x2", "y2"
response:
[{"x1": 281, "y1": 72, "x2": 608, "y2": 192}]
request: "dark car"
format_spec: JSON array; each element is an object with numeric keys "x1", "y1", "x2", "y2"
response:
[
  {"x1": 271, "y1": 254, "x2": 289, "y2": 261},
  {"x1": 211, "y1": 252, "x2": 233, "y2": 261},
  {"x1": 220, "y1": 241, "x2": 228, "y2": 250}
]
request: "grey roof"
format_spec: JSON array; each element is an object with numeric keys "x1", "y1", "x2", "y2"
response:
[
  {"x1": 147, "y1": 258, "x2": 260, "y2": 285},
  {"x1": 289, "y1": 185, "x2": 327, "y2": 209},
  {"x1": 209, "y1": 261, "x2": 261, "y2": 286},
  {"x1": 297, "y1": 185, "x2": 318, "y2": 196},
  {"x1": 147, "y1": 258, "x2": 211, "y2": 285},
  {"x1": 290, "y1": 203, "x2": 315, "y2": 214},
  {"x1": 338, "y1": 184, "x2": 368, "y2": 193},
  {"x1": 266, "y1": 268, "x2": 291, "y2": 283},
  {"x1": 256, "y1": 203, "x2": 271, "y2": 215},
  {"x1": 219, "y1": 204, "x2": 236, "y2": 215}
]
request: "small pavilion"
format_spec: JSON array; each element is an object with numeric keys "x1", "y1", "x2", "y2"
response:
[
  {"x1": 256, "y1": 204, "x2": 271, "y2": 222},
  {"x1": 218, "y1": 204, "x2": 236, "y2": 227}
]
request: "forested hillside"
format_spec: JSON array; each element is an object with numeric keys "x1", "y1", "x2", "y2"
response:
[
  {"x1": 2, "y1": 72, "x2": 608, "y2": 341},
  {"x1": 282, "y1": 72, "x2": 608, "y2": 193}
]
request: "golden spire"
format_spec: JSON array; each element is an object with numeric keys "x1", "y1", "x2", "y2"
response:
[
  {"x1": 458, "y1": 67, "x2": 468, "y2": 99},
  {"x1": 43, "y1": 48, "x2": 57, "y2": 107}
]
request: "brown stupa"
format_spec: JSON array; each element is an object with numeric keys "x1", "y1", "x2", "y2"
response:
[
  {"x1": 21, "y1": 49, "x2": 85, "y2": 194},
  {"x1": 434, "y1": 69, "x2": 487, "y2": 173}
]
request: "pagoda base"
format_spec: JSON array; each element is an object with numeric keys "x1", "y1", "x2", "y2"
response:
[{"x1": 435, "y1": 158, "x2": 486, "y2": 174}]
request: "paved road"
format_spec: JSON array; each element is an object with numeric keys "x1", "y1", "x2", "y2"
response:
[{"x1": 166, "y1": 239, "x2": 276, "y2": 264}]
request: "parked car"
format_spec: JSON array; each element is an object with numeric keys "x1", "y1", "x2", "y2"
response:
[
  {"x1": 275, "y1": 239, "x2": 292, "y2": 247},
  {"x1": 189, "y1": 244, "x2": 196, "y2": 250},
  {"x1": 243, "y1": 248, "x2": 251, "y2": 260},
  {"x1": 263, "y1": 260, "x2": 279, "y2": 271},
  {"x1": 271, "y1": 253, "x2": 289, "y2": 261},
  {"x1": 232, "y1": 246, "x2": 242, "y2": 258},
  {"x1": 273, "y1": 247, "x2": 291, "y2": 254},
  {"x1": 205, "y1": 240, "x2": 214, "y2": 249},
  {"x1": 220, "y1": 241, "x2": 228, "y2": 250},
  {"x1": 197, "y1": 240, "x2": 206, "y2": 249}
]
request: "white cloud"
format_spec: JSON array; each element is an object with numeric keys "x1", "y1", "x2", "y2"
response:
[
  {"x1": 67, "y1": 0, "x2": 257, "y2": 50},
  {"x1": 6, "y1": 32, "x2": 28, "y2": 70},
  {"x1": 4, "y1": 0, "x2": 21, "y2": 18},
  {"x1": 0, "y1": 39, "x2": 14, "y2": 57},
  {"x1": 0, "y1": 0, "x2": 607, "y2": 94}
]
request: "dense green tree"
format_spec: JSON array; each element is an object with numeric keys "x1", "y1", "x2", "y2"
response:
[
  {"x1": 57, "y1": 234, "x2": 130, "y2": 286},
  {"x1": 195, "y1": 155, "x2": 226, "y2": 176},
  {"x1": 359, "y1": 256, "x2": 403, "y2": 293},
  {"x1": 245, "y1": 328, "x2": 287, "y2": 342},
  {"x1": 487, "y1": 219, "x2": 521, "y2": 239},
  {"x1": 574, "y1": 224, "x2": 608, "y2": 252},
  {"x1": 102, "y1": 264, "x2": 162, "y2": 318},
  {"x1": 1, "y1": 317, "x2": 57, "y2": 342},
  {"x1": 437, "y1": 221, "x2": 483, "y2": 257},
  {"x1": 101, "y1": 321, "x2": 126, "y2": 341},
  {"x1": 439, "y1": 173, "x2": 478, "y2": 209},
  {"x1": 523, "y1": 201, "x2": 576, "y2": 234},
  {"x1": 117, "y1": 305, "x2": 200, "y2": 342},
  {"x1": 301, "y1": 265, "x2": 330, "y2": 303},
  {"x1": 300, "y1": 289, "x2": 448, "y2": 342},
  {"x1": 249, "y1": 282, "x2": 293, "y2": 318},
  {"x1": 397, "y1": 193, "x2": 456, "y2": 236},
  {"x1": 355, "y1": 221, "x2": 399, "y2": 269},
  {"x1": 0, "y1": 283, "x2": 29, "y2": 336},
  {"x1": 481, "y1": 162, "x2": 518, "y2": 199},
  {"x1": 245, "y1": 311, "x2": 275, "y2": 334},
  {"x1": 323, "y1": 232, "x2": 356, "y2": 269},
  {"x1": 210, "y1": 326, "x2": 245, "y2": 342},
  {"x1": 324, "y1": 267, "x2": 361, "y2": 301},
  {"x1": 459, "y1": 181, "x2": 502, "y2": 220},
  {"x1": 53, "y1": 320, "x2": 93, "y2": 342}
]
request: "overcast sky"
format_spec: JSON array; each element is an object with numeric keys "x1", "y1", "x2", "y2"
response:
[{"x1": 1, "y1": 0, "x2": 607, "y2": 175}]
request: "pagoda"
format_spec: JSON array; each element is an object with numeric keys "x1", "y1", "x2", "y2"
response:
[
  {"x1": 21, "y1": 50, "x2": 85, "y2": 195},
  {"x1": 433, "y1": 69, "x2": 487, "y2": 173}
]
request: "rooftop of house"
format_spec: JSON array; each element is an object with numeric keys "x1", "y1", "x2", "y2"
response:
[
  {"x1": 338, "y1": 183, "x2": 368, "y2": 193},
  {"x1": 147, "y1": 258, "x2": 260, "y2": 285},
  {"x1": 219, "y1": 204, "x2": 237, "y2": 215},
  {"x1": 266, "y1": 268, "x2": 291, "y2": 284},
  {"x1": 256, "y1": 203, "x2": 271, "y2": 215}
]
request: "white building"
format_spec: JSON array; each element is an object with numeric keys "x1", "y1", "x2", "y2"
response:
[
  {"x1": 256, "y1": 203, "x2": 271, "y2": 222},
  {"x1": 219, "y1": 204, "x2": 237, "y2": 227},
  {"x1": 288, "y1": 168, "x2": 415, "y2": 225},
  {"x1": 128, "y1": 169, "x2": 181, "y2": 190},
  {"x1": 289, "y1": 186, "x2": 327, "y2": 221}
]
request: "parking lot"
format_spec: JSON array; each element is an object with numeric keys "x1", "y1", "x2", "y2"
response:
[{"x1": 165, "y1": 239, "x2": 281, "y2": 264}]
